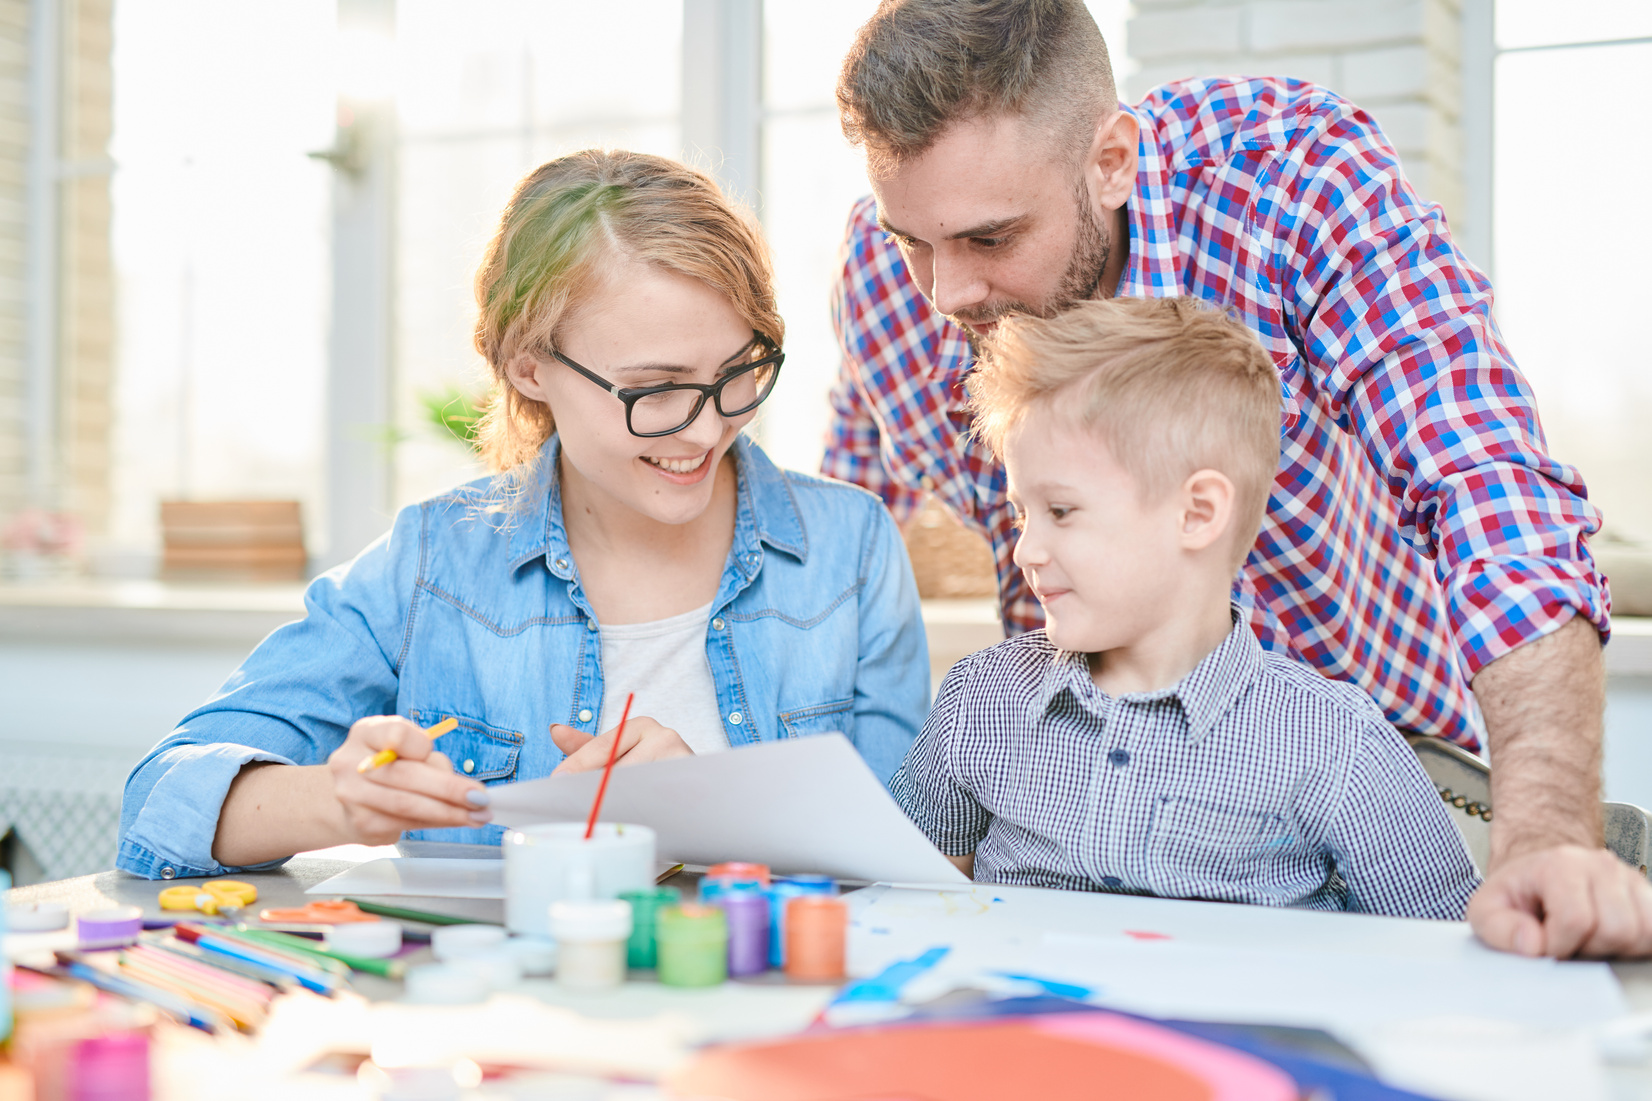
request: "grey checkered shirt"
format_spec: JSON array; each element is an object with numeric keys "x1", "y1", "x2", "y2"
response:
[{"x1": 891, "y1": 612, "x2": 1481, "y2": 919}]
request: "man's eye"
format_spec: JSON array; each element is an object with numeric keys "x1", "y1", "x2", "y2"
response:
[{"x1": 973, "y1": 236, "x2": 1006, "y2": 249}]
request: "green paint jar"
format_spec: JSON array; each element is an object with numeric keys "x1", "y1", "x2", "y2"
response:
[
  {"x1": 618, "y1": 885, "x2": 682, "y2": 969},
  {"x1": 656, "y1": 904, "x2": 728, "y2": 987}
]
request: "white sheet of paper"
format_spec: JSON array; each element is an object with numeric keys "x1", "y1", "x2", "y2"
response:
[
  {"x1": 845, "y1": 883, "x2": 1627, "y2": 1034},
  {"x1": 305, "y1": 857, "x2": 686, "y2": 899},
  {"x1": 486, "y1": 733, "x2": 968, "y2": 885},
  {"x1": 306, "y1": 857, "x2": 505, "y2": 898}
]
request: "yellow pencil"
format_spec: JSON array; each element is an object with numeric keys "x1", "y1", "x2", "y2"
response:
[{"x1": 356, "y1": 715, "x2": 459, "y2": 773}]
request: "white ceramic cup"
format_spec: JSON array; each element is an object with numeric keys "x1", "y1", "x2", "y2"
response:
[{"x1": 503, "y1": 822, "x2": 656, "y2": 936}]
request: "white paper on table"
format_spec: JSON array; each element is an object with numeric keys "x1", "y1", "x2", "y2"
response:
[
  {"x1": 843, "y1": 883, "x2": 1627, "y2": 1035},
  {"x1": 306, "y1": 857, "x2": 505, "y2": 898},
  {"x1": 486, "y1": 733, "x2": 969, "y2": 885},
  {"x1": 306, "y1": 857, "x2": 686, "y2": 898}
]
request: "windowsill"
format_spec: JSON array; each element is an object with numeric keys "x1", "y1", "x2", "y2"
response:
[
  {"x1": 0, "y1": 579, "x2": 307, "y2": 644},
  {"x1": 0, "y1": 582, "x2": 1646, "y2": 677}
]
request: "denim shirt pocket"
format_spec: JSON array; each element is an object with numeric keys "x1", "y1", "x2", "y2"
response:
[
  {"x1": 1145, "y1": 796, "x2": 1308, "y2": 905},
  {"x1": 410, "y1": 708, "x2": 523, "y2": 782},
  {"x1": 777, "y1": 698, "x2": 854, "y2": 740}
]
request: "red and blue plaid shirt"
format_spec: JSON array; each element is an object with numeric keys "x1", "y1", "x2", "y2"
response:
[{"x1": 823, "y1": 77, "x2": 1610, "y2": 751}]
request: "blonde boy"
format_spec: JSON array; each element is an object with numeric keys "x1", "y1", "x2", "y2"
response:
[{"x1": 890, "y1": 297, "x2": 1480, "y2": 917}]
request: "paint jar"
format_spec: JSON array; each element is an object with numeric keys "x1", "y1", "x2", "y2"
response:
[
  {"x1": 462, "y1": 949, "x2": 524, "y2": 992},
  {"x1": 767, "y1": 875, "x2": 838, "y2": 967},
  {"x1": 327, "y1": 920, "x2": 401, "y2": 959},
  {"x1": 431, "y1": 924, "x2": 506, "y2": 962},
  {"x1": 655, "y1": 904, "x2": 728, "y2": 987},
  {"x1": 713, "y1": 886, "x2": 770, "y2": 977},
  {"x1": 1, "y1": 869, "x2": 9, "y2": 1045},
  {"x1": 705, "y1": 862, "x2": 771, "y2": 887},
  {"x1": 617, "y1": 886, "x2": 682, "y2": 969},
  {"x1": 504, "y1": 936, "x2": 558, "y2": 977},
  {"x1": 698, "y1": 875, "x2": 764, "y2": 904},
  {"x1": 404, "y1": 964, "x2": 490, "y2": 1005},
  {"x1": 549, "y1": 899, "x2": 633, "y2": 991},
  {"x1": 784, "y1": 895, "x2": 848, "y2": 981},
  {"x1": 503, "y1": 823, "x2": 655, "y2": 936},
  {"x1": 67, "y1": 1029, "x2": 150, "y2": 1101}
]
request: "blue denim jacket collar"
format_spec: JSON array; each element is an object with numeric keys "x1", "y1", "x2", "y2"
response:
[{"x1": 504, "y1": 434, "x2": 809, "y2": 594}]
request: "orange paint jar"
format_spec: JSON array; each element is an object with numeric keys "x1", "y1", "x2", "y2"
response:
[{"x1": 783, "y1": 895, "x2": 848, "y2": 981}]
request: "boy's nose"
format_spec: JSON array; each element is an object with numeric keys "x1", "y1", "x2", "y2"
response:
[{"x1": 1012, "y1": 527, "x2": 1044, "y2": 570}]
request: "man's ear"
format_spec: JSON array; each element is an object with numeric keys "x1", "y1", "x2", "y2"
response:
[
  {"x1": 504, "y1": 351, "x2": 547, "y2": 403},
  {"x1": 1179, "y1": 468, "x2": 1235, "y2": 552},
  {"x1": 1086, "y1": 108, "x2": 1139, "y2": 213}
]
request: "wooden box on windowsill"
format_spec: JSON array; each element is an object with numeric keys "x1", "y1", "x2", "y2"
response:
[{"x1": 159, "y1": 500, "x2": 307, "y2": 583}]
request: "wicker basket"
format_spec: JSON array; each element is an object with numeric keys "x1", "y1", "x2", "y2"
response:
[{"x1": 902, "y1": 495, "x2": 998, "y2": 599}]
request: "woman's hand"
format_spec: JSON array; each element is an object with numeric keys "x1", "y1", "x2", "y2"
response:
[
  {"x1": 327, "y1": 716, "x2": 493, "y2": 844},
  {"x1": 549, "y1": 716, "x2": 694, "y2": 774}
]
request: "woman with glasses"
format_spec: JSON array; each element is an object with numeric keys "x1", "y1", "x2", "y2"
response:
[{"x1": 117, "y1": 152, "x2": 928, "y2": 877}]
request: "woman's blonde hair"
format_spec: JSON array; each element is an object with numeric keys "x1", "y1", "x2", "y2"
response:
[{"x1": 472, "y1": 150, "x2": 783, "y2": 473}]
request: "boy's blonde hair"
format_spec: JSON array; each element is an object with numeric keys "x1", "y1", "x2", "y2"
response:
[
  {"x1": 472, "y1": 150, "x2": 783, "y2": 473},
  {"x1": 972, "y1": 297, "x2": 1282, "y2": 564}
]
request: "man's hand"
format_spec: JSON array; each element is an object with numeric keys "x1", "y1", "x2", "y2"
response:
[
  {"x1": 1468, "y1": 845, "x2": 1652, "y2": 957},
  {"x1": 1467, "y1": 614, "x2": 1652, "y2": 957},
  {"x1": 549, "y1": 716, "x2": 694, "y2": 774}
]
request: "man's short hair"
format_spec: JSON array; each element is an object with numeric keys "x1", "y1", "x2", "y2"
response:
[
  {"x1": 837, "y1": 0, "x2": 1117, "y2": 174},
  {"x1": 972, "y1": 297, "x2": 1283, "y2": 565}
]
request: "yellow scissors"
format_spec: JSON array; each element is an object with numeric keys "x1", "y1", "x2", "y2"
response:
[{"x1": 158, "y1": 878, "x2": 258, "y2": 916}]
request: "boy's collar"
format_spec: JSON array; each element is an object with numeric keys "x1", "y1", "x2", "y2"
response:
[
  {"x1": 1029, "y1": 606, "x2": 1263, "y2": 744},
  {"x1": 505, "y1": 433, "x2": 807, "y2": 577}
]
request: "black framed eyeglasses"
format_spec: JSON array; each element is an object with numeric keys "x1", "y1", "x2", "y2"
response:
[{"x1": 552, "y1": 341, "x2": 784, "y2": 438}]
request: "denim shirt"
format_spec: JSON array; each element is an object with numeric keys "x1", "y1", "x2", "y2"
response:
[{"x1": 119, "y1": 435, "x2": 929, "y2": 880}]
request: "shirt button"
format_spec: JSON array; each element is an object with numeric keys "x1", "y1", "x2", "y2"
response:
[
  {"x1": 578, "y1": 708, "x2": 593, "y2": 723},
  {"x1": 462, "y1": 759, "x2": 475, "y2": 774},
  {"x1": 1108, "y1": 749, "x2": 1130, "y2": 767},
  {"x1": 1101, "y1": 876, "x2": 1123, "y2": 889},
  {"x1": 728, "y1": 711, "x2": 744, "y2": 726},
  {"x1": 711, "y1": 617, "x2": 725, "y2": 631},
  {"x1": 554, "y1": 557, "x2": 569, "y2": 571},
  {"x1": 160, "y1": 866, "x2": 176, "y2": 880},
  {"x1": 586, "y1": 619, "x2": 598, "y2": 631}
]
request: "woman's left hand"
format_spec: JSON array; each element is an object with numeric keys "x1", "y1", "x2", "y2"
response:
[{"x1": 549, "y1": 715, "x2": 694, "y2": 774}]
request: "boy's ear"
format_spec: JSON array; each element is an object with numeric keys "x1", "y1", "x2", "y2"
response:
[{"x1": 1178, "y1": 468, "x2": 1235, "y2": 552}]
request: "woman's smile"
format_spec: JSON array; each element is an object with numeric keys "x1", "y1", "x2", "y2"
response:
[{"x1": 641, "y1": 448, "x2": 714, "y2": 483}]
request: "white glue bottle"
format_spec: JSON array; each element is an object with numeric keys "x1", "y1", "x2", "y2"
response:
[{"x1": 549, "y1": 899, "x2": 632, "y2": 991}]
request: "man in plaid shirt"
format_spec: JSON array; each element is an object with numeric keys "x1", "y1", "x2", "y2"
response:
[{"x1": 827, "y1": 0, "x2": 1652, "y2": 956}]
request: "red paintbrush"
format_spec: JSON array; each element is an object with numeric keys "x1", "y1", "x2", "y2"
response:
[{"x1": 584, "y1": 692, "x2": 633, "y2": 840}]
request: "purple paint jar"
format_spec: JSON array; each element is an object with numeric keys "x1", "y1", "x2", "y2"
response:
[{"x1": 714, "y1": 886, "x2": 771, "y2": 976}]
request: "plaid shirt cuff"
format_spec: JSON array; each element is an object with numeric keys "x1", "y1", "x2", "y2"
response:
[{"x1": 1445, "y1": 552, "x2": 1611, "y2": 675}]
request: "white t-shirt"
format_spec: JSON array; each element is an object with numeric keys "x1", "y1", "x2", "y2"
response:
[{"x1": 597, "y1": 601, "x2": 729, "y2": 755}]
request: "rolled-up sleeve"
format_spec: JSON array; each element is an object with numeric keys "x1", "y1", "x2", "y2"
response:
[
  {"x1": 1277, "y1": 100, "x2": 1609, "y2": 675},
  {"x1": 119, "y1": 507, "x2": 421, "y2": 878}
]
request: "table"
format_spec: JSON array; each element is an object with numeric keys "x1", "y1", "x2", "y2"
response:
[{"x1": 10, "y1": 860, "x2": 1652, "y2": 1100}]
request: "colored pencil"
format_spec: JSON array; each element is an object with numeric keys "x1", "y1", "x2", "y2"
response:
[
  {"x1": 148, "y1": 935, "x2": 299, "y2": 991},
  {"x1": 357, "y1": 715, "x2": 459, "y2": 773},
  {"x1": 232, "y1": 926, "x2": 406, "y2": 979},
  {"x1": 175, "y1": 924, "x2": 341, "y2": 995},
  {"x1": 41, "y1": 956, "x2": 226, "y2": 1033},
  {"x1": 585, "y1": 692, "x2": 633, "y2": 839},
  {"x1": 343, "y1": 898, "x2": 495, "y2": 927}
]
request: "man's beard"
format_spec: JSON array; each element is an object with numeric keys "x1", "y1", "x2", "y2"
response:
[{"x1": 953, "y1": 181, "x2": 1112, "y2": 347}]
